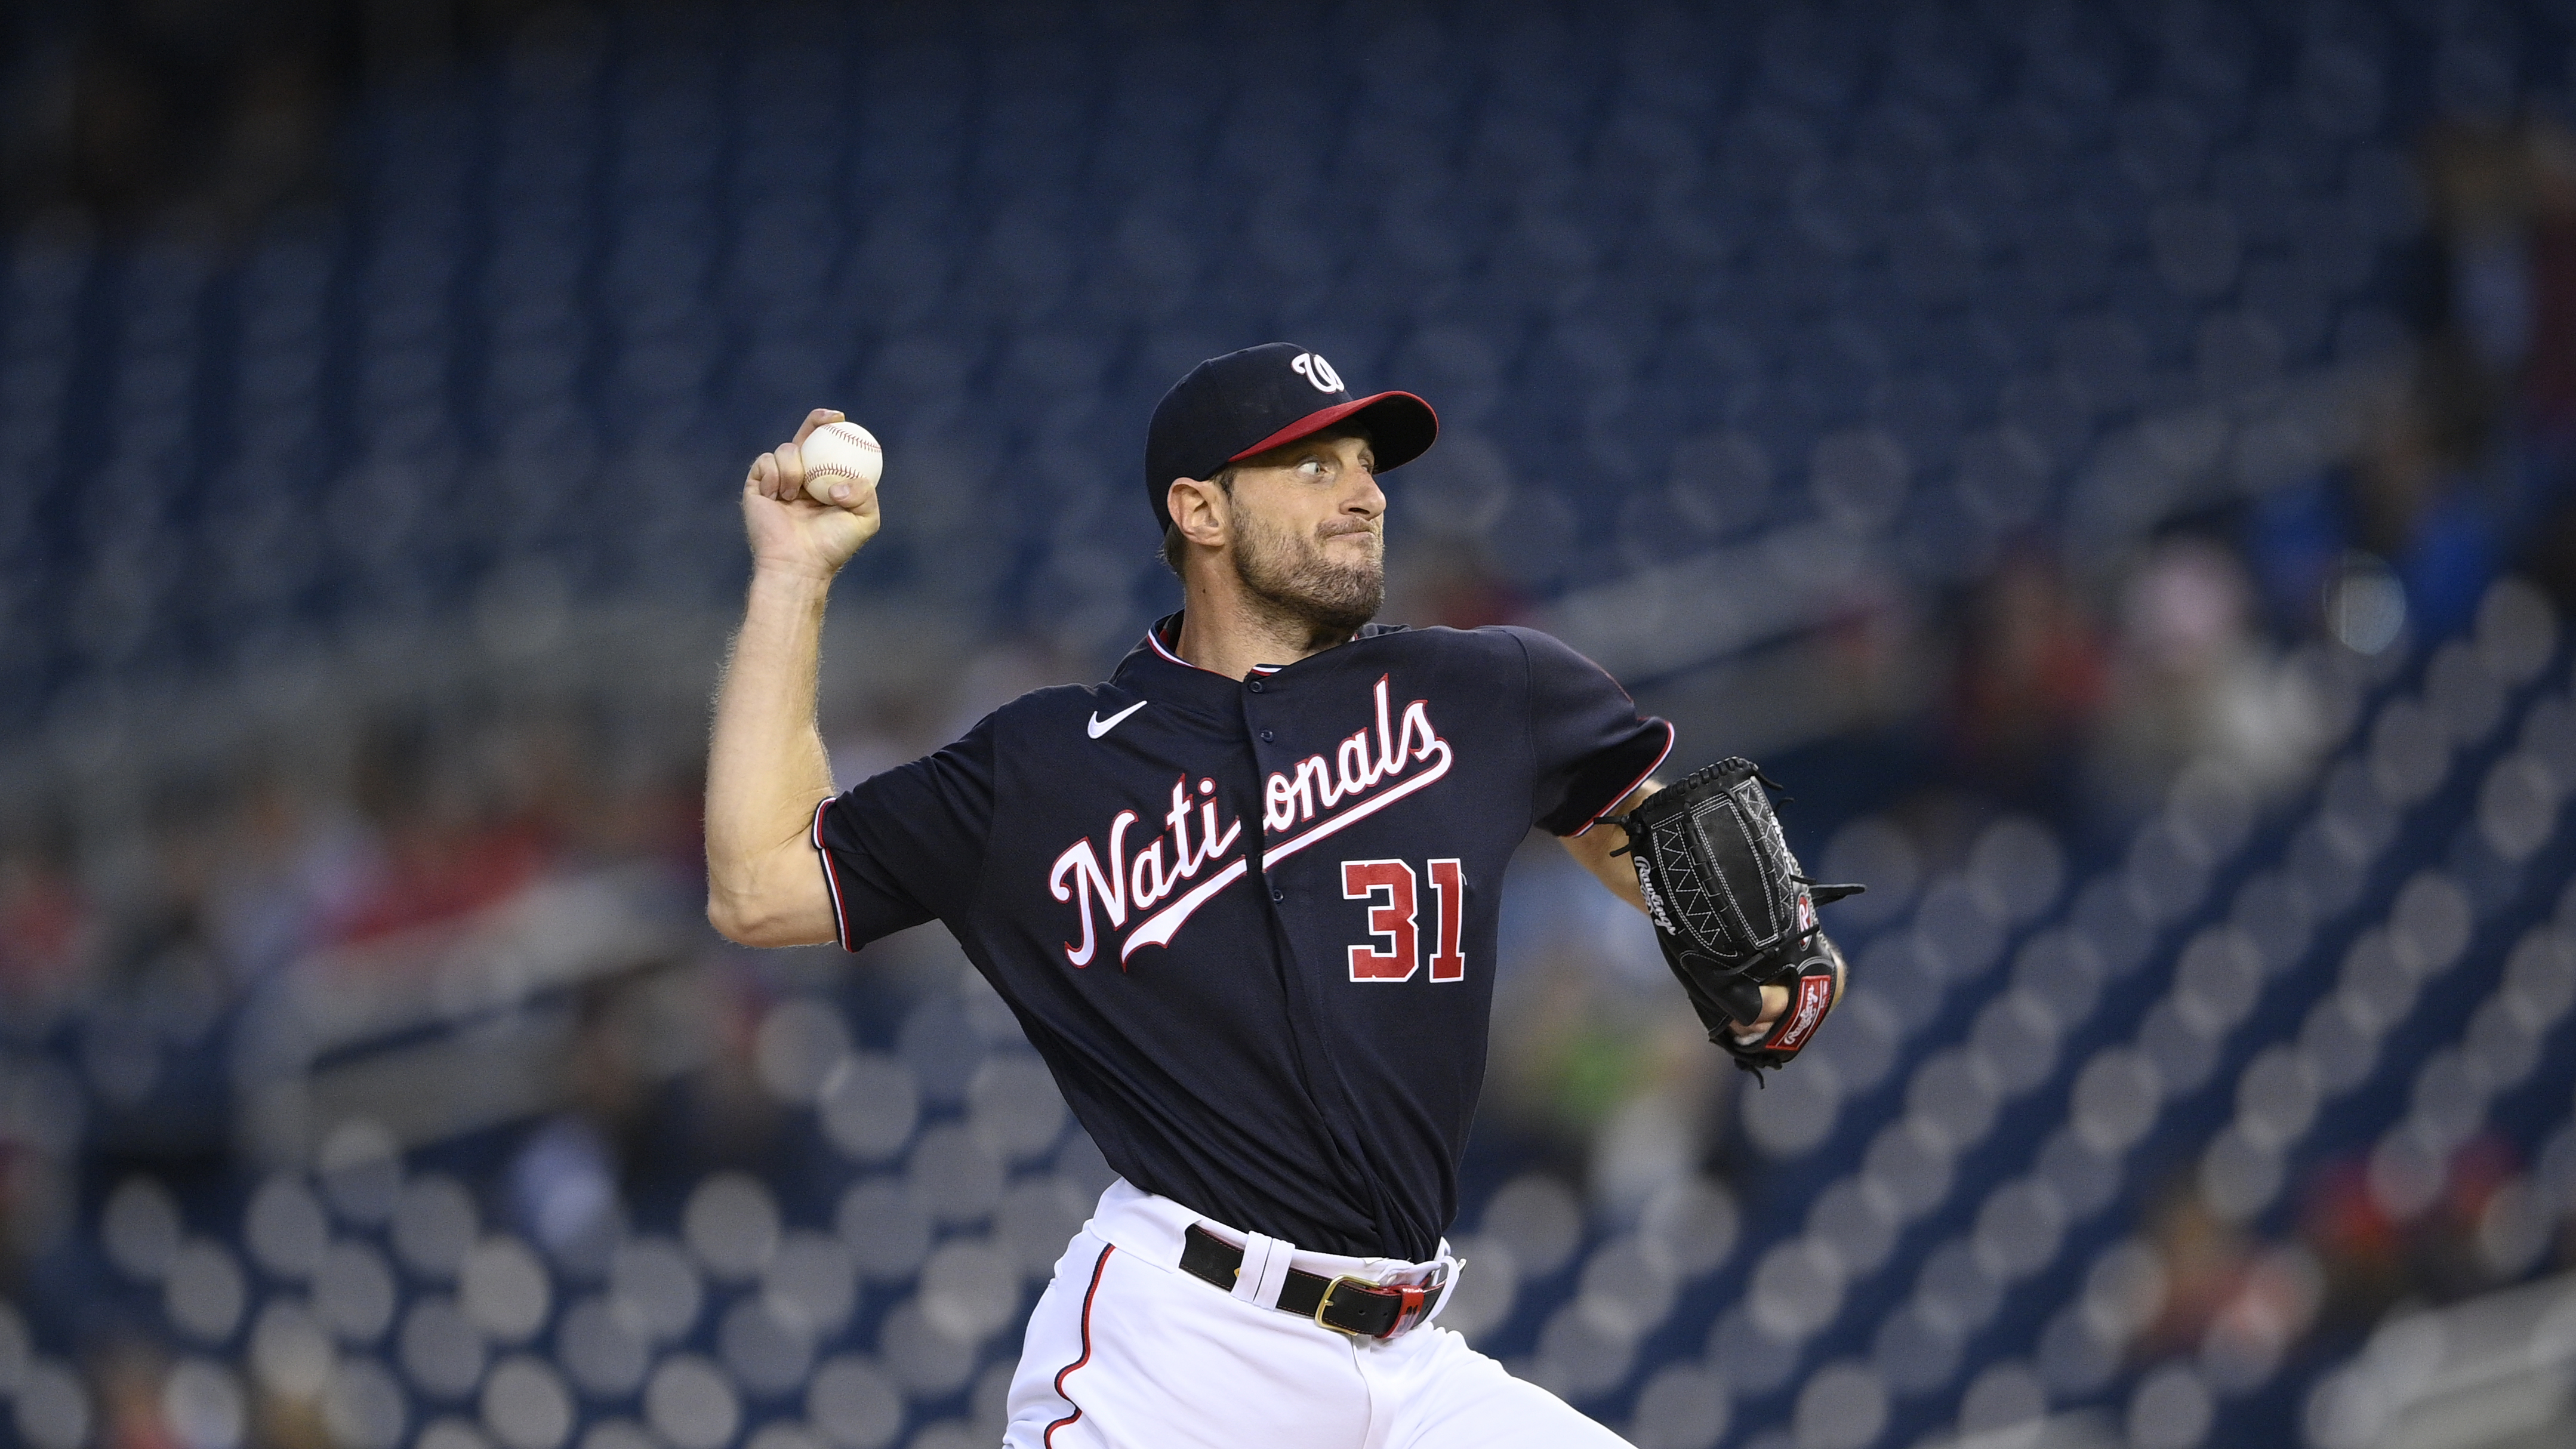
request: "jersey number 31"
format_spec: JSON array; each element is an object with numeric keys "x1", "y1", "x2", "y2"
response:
[{"x1": 1341, "y1": 859, "x2": 1466, "y2": 983}]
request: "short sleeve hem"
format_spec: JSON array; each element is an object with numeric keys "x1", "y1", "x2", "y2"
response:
[
  {"x1": 1558, "y1": 719, "x2": 1675, "y2": 837},
  {"x1": 811, "y1": 798, "x2": 856, "y2": 952}
]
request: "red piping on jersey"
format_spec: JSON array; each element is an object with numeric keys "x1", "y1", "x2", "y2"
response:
[
  {"x1": 1044, "y1": 1244, "x2": 1116, "y2": 1447},
  {"x1": 1569, "y1": 719, "x2": 1676, "y2": 838},
  {"x1": 810, "y1": 799, "x2": 855, "y2": 951},
  {"x1": 1144, "y1": 619, "x2": 1293, "y2": 677},
  {"x1": 1144, "y1": 620, "x2": 1244, "y2": 679}
]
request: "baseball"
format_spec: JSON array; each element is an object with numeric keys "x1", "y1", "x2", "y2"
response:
[{"x1": 801, "y1": 420, "x2": 883, "y2": 504}]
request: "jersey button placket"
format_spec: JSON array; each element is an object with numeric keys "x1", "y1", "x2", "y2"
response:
[{"x1": 1245, "y1": 678, "x2": 1281, "y2": 903}]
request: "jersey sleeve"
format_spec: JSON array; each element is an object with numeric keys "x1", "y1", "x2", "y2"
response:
[
  {"x1": 1505, "y1": 627, "x2": 1676, "y2": 837},
  {"x1": 811, "y1": 713, "x2": 998, "y2": 950}
]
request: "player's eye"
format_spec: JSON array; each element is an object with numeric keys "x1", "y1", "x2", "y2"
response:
[{"x1": 1298, "y1": 458, "x2": 1327, "y2": 478}]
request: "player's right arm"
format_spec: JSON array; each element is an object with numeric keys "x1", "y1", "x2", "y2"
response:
[{"x1": 705, "y1": 408, "x2": 881, "y2": 948}]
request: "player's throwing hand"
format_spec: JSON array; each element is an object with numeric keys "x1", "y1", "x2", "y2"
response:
[{"x1": 742, "y1": 407, "x2": 881, "y2": 581}]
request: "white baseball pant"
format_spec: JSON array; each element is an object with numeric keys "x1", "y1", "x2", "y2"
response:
[{"x1": 1002, "y1": 1180, "x2": 1634, "y2": 1448}]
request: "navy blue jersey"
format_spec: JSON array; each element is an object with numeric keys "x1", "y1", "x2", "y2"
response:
[{"x1": 813, "y1": 615, "x2": 1672, "y2": 1260}]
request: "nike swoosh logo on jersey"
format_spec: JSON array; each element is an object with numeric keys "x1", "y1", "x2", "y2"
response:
[{"x1": 1086, "y1": 701, "x2": 1148, "y2": 738}]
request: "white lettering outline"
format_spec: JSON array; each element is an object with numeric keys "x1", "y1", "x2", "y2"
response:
[
  {"x1": 1341, "y1": 859, "x2": 1419, "y2": 982},
  {"x1": 1056, "y1": 779, "x2": 1250, "y2": 970},
  {"x1": 1049, "y1": 811, "x2": 1138, "y2": 967},
  {"x1": 1425, "y1": 858, "x2": 1466, "y2": 983},
  {"x1": 1048, "y1": 679, "x2": 1452, "y2": 969},
  {"x1": 1121, "y1": 858, "x2": 1250, "y2": 963},
  {"x1": 1261, "y1": 678, "x2": 1453, "y2": 868}
]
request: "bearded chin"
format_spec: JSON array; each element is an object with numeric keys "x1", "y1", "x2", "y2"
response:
[{"x1": 1232, "y1": 523, "x2": 1384, "y2": 643}]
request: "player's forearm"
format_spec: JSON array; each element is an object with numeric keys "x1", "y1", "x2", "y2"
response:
[
  {"x1": 1563, "y1": 783, "x2": 1655, "y2": 914},
  {"x1": 704, "y1": 566, "x2": 840, "y2": 945}
]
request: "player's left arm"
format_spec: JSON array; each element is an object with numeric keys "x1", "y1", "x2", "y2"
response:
[
  {"x1": 1563, "y1": 783, "x2": 1656, "y2": 912},
  {"x1": 1561, "y1": 782, "x2": 1790, "y2": 1033}
]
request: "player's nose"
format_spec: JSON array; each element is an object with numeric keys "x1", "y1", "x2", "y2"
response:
[{"x1": 1342, "y1": 468, "x2": 1385, "y2": 520}]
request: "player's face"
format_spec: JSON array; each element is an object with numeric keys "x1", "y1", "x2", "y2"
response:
[{"x1": 1223, "y1": 431, "x2": 1385, "y2": 639}]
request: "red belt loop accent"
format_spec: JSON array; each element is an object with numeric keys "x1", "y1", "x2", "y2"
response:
[{"x1": 1400, "y1": 1283, "x2": 1428, "y2": 1333}]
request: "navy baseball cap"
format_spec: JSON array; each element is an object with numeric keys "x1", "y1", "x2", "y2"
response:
[{"x1": 1144, "y1": 343, "x2": 1439, "y2": 532}]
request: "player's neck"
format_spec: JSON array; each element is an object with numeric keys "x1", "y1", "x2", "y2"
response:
[{"x1": 1171, "y1": 581, "x2": 1357, "y2": 680}]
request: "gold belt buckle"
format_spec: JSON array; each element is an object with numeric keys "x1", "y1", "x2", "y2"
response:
[
  {"x1": 1312, "y1": 1274, "x2": 1374, "y2": 1336},
  {"x1": 1315, "y1": 1263, "x2": 1453, "y2": 1339}
]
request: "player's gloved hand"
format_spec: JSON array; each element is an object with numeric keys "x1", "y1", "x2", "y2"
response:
[
  {"x1": 743, "y1": 408, "x2": 880, "y2": 581},
  {"x1": 1717, "y1": 932, "x2": 1848, "y2": 1075},
  {"x1": 1604, "y1": 758, "x2": 1864, "y2": 1077}
]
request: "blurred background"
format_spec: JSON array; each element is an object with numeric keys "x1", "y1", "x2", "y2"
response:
[{"x1": 0, "y1": 2, "x2": 2572, "y2": 1448}]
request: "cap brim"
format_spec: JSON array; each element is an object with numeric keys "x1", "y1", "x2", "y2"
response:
[{"x1": 1227, "y1": 391, "x2": 1440, "y2": 474}]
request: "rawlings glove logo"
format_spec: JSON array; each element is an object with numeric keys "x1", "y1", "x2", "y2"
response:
[
  {"x1": 1767, "y1": 971, "x2": 1836, "y2": 1054},
  {"x1": 1632, "y1": 856, "x2": 1675, "y2": 934}
]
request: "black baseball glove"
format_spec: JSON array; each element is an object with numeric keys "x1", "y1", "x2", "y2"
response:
[{"x1": 1606, "y1": 759, "x2": 1862, "y2": 1075}]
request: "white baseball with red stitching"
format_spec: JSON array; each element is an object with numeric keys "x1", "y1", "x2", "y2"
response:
[{"x1": 801, "y1": 420, "x2": 883, "y2": 503}]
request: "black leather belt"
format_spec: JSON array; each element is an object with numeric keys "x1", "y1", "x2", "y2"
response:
[{"x1": 1179, "y1": 1224, "x2": 1447, "y2": 1339}]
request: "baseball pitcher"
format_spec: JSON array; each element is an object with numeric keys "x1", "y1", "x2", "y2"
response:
[{"x1": 704, "y1": 344, "x2": 1856, "y2": 1447}]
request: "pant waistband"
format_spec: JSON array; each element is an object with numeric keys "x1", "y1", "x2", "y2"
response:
[{"x1": 1085, "y1": 1179, "x2": 1456, "y2": 1293}]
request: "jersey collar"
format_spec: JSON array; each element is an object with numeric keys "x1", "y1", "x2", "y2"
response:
[{"x1": 1113, "y1": 612, "x2": 1409, "y2": 711}]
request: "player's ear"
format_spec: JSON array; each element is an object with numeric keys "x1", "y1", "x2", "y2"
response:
[{"x1": 1168, "y1": 477, "x2": 1228, "y2": 548}]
